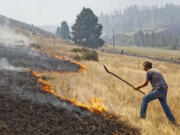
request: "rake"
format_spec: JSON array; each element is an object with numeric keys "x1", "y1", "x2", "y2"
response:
[{"x1": 104, "y1": 65, "x2": 145, "y2": 95}]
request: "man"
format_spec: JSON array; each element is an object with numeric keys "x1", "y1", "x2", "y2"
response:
[{"x1": 135, "y1": 61, "x2": 176, "y2": 123}]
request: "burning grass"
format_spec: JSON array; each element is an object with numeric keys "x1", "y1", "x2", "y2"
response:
[
  {"x1": 32, "y1": 36, "x2": 180, "y2": 135},
  {"x1": 31, "y1": 71, "x2": 107, "y2": 114},
  {"x1": 0, "y1": 70, "x2": 140, "y2": 135},
  {"x1": 0, "y1": 93, "x2": 140, "y2": 135},
  {"x1": 53, "y1": 54, "x2": 87, "y2": 73}
]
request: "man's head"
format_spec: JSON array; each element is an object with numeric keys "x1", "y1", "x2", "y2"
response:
[{"x1": 143, "y1": 61, "x2": 152, "y2": 71}]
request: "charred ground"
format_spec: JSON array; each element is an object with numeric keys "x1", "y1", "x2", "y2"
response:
[
  {"x1": 0, "y1": 70, "x2": 140, "y2": 135},
  {"x1": 0, "y1": 44, "x2": 80, "y2": 72}
]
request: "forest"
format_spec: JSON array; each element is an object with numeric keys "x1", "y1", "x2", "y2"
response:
[{"x1": 99, "y1": 4, "x2": 180, "y2": 49}]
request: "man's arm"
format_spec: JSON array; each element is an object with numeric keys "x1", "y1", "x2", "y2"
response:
[{"x1": 135, "y1": 80, "x2": 149, "y2": 90}]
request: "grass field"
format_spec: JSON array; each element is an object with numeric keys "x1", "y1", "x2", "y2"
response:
[
  {"x1": 33, "y1": 36, "x2": 180, "y2": 135},
  {"x1": 107, "y1": 45, "x2": 180, "y2": 62}
]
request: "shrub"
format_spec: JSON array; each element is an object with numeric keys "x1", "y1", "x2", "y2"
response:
[
  {"x1": 71, "y1": 48, "x2": 99, "y2": 61},
  {"x1": 71, "y1": 48, "x2": 82, "y2": 53},
  {"x1": 82, "y1": 50, "x2": 98, "y2": 61},
  {"x1": 71, "y1": 48, "x2": 90, "y2": 53},
  {"x1": 73, "y1": 55, "x2": 81, "y2": 60},
  {"x1": 81, "y1": 48, "x2": 90, "y2": 53},
  {"x1": 177, "y1": 57, "x2": 180, "y2": 61}
]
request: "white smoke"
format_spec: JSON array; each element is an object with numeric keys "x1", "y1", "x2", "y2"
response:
[
  {"x1": 0, "y1": 58, "x2": 29, "y2": 71},
  {"x1": 19, "y1": 92, "x2": 91, "y2": 116},
  {"x1": 0, "y1": 25, "x2": 33, "y2": 46}
]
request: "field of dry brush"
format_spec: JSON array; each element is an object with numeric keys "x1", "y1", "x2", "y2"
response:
[{"x1": 34, "y1": 35, "x2": 180, "y2": 135}]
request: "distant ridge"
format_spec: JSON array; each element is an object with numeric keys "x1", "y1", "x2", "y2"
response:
[{"x1": 0, "y1": 14, "x2": 54, "y2": 37}]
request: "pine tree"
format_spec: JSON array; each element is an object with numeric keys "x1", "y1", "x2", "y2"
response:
[
  {"x1": 56, "y1": 21, "x2": 70, "y2": 39},
  {"x1": 56, "y1": 27, "x2": 60, "y2": 37},
  {"x1": 71, "y1": 7, "x2": 104, "y2": 48},
  {"x1": 171, "y1": 38, "x2": 179, "y2": 50}
]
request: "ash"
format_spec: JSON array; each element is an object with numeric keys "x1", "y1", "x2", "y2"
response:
[
  {"x1": 0, "y1": 44, "x2": 80, "y2": 72},
  {"x1": 0, "y1": 70, "x2": 140, "y2": 135}
]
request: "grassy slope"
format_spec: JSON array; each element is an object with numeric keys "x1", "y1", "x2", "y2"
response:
[{"x1": 33, "y1": 35, "x2": 180, "y2": 135}]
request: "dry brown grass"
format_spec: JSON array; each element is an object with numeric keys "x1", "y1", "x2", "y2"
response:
[
  {"x1": 33, "y1": 36, "x2": 180, "y2": 135},
  {"x1": 107, "y1": 45, "x2": 180, "y2": 61}
]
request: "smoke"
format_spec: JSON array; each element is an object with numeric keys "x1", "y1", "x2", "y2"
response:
[
  {"x1": 0, "y1": 66, "x2": 90, "y2": 116},
  {"x1": 0, "y1": 25, "x2": 33, "y2": 46},
  {"x1": 0, "y1": 58, "x2": 29, "y2": 71},
  {"x1": 20, "y1": 92, "x2": 92, "y2": 116}
]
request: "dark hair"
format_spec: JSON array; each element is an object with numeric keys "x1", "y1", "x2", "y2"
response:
[{"x1": 143, "y1": 61, "x2": 152, "y2": 68}]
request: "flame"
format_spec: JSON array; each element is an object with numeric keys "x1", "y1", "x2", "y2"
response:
[
  {"x1": 31, "y1": 71, "x2": 107, "y2": 113},
  {"x1": 53, "y1": 54, "x2": 87, "y2": 73},
  {"x1": 71, "y1": 60, "x2": 87, "y2": 73},
  {"x1": 53, "y1": 54, "x2": 65, "y2": 60},
  {"x1": 32, "y1": 71, "x2": 56, "y2": 95}
]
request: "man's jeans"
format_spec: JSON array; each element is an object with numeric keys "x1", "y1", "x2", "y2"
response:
[{"x1": 140, "y1": 90, "x2": 175, "y2": 122}]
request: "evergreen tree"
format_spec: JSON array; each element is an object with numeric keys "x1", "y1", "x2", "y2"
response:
[
  {"x1": 56, "y1": 21, "x2": 70, "y2": 39},
  {"x1": 151, "y1": 32, "x2": 156, "y2": 47},
  {"x1": 171, "y1": 38, "x2": 179, "y2": 50},
  {"x1": 56, "y1": 27, "x2": 61, "y2": 37},
  {"x1": 144, "y1": 33, "x2": 150, "y2": 47},
  {"x1": 72, "y1": 7, "x2": 104, "y2": 48},
  {"x1": 133, "y1": 31, "x2": 145, "y2": 46}
]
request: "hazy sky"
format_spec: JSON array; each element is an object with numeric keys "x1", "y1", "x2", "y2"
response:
[{"x1": 0, "y1": 0, "x2": 179, "y2": 26}]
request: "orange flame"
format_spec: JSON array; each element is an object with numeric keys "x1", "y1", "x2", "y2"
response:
[
  {"x1": 31, "y1": 71, "x2": 107, "y2": 113},
  {"x1": 53, "y1": 54, "x2": 87, "y2": 73},
  {"x1": 32, "y1": 71, "x2": 56, "y2": 95},
  {"x1": 53, "y1": 54, "x2": 65, "y2": 60}
]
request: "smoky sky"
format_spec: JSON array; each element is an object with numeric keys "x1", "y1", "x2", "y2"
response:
[{"x1": 0, "y1": 0, "x2": 179, "y2": 26}]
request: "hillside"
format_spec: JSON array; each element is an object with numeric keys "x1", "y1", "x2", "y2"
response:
[
  {"x1": 32, "y1": 35, "x2": 180, "y2": 135},
  {"x1": 0, "y1": 70, "x2": 139, "y2": 135},
  {"x1": 0, "y1": 15, "x2": 179, "y2": 135},
  {"x1": 0, "y1": 15, "x2": 54, "y2": 37},
  {"x1": 0, "y1": 16, "x2": 141, "y2": 134}
]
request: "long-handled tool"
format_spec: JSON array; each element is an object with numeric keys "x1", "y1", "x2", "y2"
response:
[{"x1": 104, "y1": 65, "x2": 145, "y2": 95}]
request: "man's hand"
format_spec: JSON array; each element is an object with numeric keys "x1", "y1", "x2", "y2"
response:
[{"x1": 134, "y1": 80, "x2": 149, "y2": 90}]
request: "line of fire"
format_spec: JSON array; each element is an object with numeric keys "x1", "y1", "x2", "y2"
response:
[{"x1": 31, "y1": 53, "x2": 107, "y2": 114}]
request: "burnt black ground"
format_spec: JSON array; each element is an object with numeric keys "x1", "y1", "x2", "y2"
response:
[
  {"x1": 0, "y1": 70, "x2": 140, "y2": 135},
  {"x1": 0, "y1": 44, "x2": 80, "y2": 72}
]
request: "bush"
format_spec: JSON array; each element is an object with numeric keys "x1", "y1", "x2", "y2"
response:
[
  {"x1": 177, "y1": 57, "x2": 180, "y2": 61},
  {"x1": 71, "y1": 48, "x2": 82, "y2": 53},
  {"x1": 82, "y1": 50, "x2": 98, "y2": 61},
  {"x1": 73, "y1": 55, "x2": 81, "y2": 60},
  {"x1": 81, "y1": 48, "x2": 90, "y2": 53},
  {"x1": 71, "y1": 48, "x2": 90, "y2": 53},
  {"x1": 71, "y1": 48, "x2": 99, "y2": 61}
]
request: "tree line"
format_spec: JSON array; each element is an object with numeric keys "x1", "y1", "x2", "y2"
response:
[
  {"x1": 133, "y1": 31, "x2": 179, "y2": 50},
  {"x1": 55, "y1": 6, "x2": 180, "y2": 50},
  {"x1": 103, "y1": 31, "x2": 180, "y2": 50},
  {"x1": 99, "y1": 4, "x2": 180, "y2": 34}
]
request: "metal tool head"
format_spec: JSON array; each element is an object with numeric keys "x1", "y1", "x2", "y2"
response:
[{"x1": 104, "y1": 65, "x2": 110, "y2": 73}]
